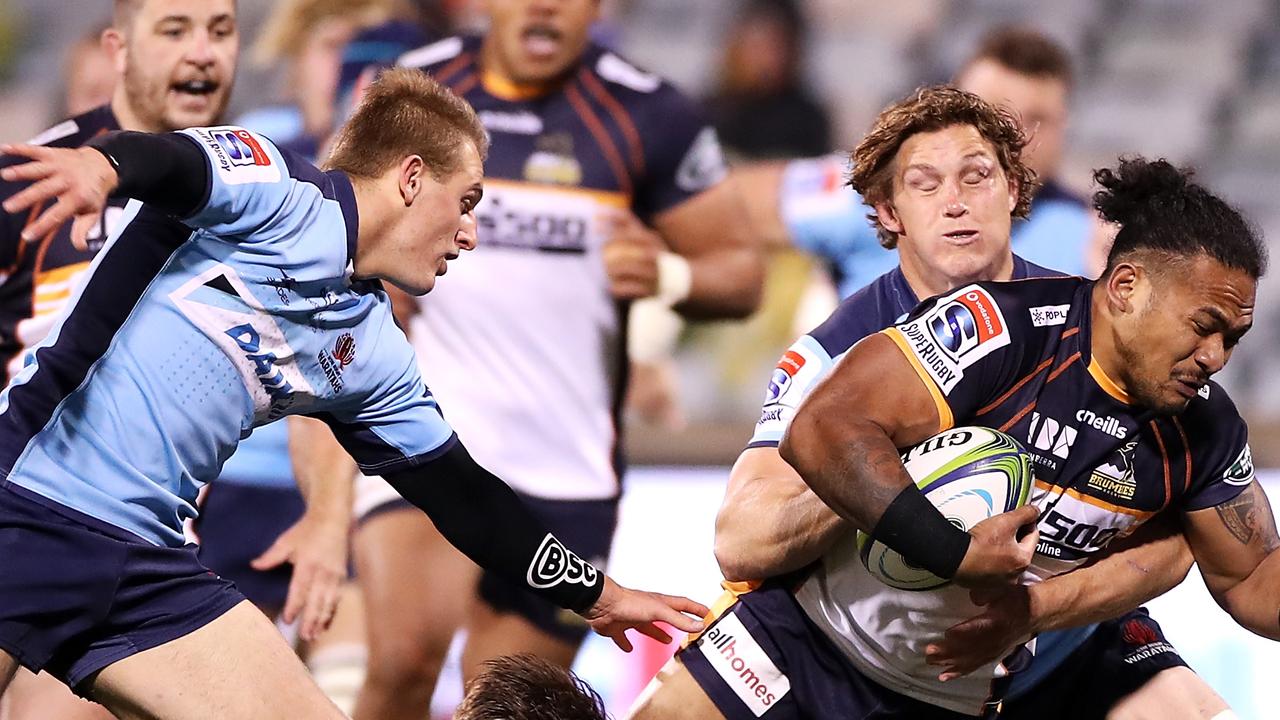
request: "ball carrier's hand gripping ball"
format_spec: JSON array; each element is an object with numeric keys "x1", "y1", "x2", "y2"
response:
[{"x1": 858, "y1": 426, "x2": 1034, "y2": 590}]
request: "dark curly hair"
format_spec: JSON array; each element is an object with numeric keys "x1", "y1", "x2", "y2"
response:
[
  {"x1": 849, "y1": 85, "x2": 1035, "y2": 249},
  {"x1": 1096, "y1": 157, "x2": 1267, "y2": 279},
  {"x1": 454, "y1": 654, "x2": 608, "y2": 720}
]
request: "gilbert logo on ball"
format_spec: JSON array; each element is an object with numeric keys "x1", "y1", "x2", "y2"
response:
[{"x1": 857, "y1": 426, "x2": 1034, "y2": 590}]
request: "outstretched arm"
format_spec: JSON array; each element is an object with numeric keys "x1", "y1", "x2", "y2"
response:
[
  {"x1": 714, "y1": 446, "x2": 845, "y2": 580},
  {"x1": 383, "y1": 439, "x2": 709, "y2": 651},
  {"x1": 1184, "y1": 481, "x2": 1280, "y2": 639},
  {"x1": 1, "y1": 132, "x2": 209, "y2": 246}
]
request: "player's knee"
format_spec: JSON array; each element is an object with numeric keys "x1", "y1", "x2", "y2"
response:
[
  {"x1": 625, "y1": 659, "x2": 721, "y2": 720},
  {"x1": 362, "y1": 635, "x2": 449, "y2": 696}
]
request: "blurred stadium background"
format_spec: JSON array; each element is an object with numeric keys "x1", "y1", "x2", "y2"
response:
[{"x1": 1, "y1": 0, "x2": 1278, "y2": 717}]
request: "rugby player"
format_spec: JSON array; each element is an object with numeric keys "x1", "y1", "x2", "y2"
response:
[
  {"x1": 776, "y1": 153, "x2": 1273, "y2": 717},
  {"x1": 346, "y1": 2, "x2": 762, "y2": 718},
  {"x1": 455, "y1": 654, "x2": 607, "y2": 720},
  {"x1": 0, "y1": 0, "x2": 357, "y2": 662},
  {"x1": 736, "y1": 26, "x2": 1096, "y2": 299},
  {"x1": 0, "y1": 2, "x2": 253, "y2": 717},
  {"x1": 629, "y1": 87, "x2": 1241, "y2": 720},
  {"x1": 0, "y1": 67, "x2": 707, "y2": 719}
]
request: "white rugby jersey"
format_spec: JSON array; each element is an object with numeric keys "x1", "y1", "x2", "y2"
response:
[{"x1": 400, "y1": 37, "x2": 727, "y2": 499}]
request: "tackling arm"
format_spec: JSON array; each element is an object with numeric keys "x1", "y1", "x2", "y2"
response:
[{"x1": 714, "y1": 446, "x2": 845, "y2": 581}]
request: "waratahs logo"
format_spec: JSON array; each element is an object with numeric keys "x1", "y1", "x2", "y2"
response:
[{"x1": 332, "y1": 332, "x2": 356, "y2": 368}]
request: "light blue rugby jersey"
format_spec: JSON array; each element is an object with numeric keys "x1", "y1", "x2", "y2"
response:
[
  {"x1": 0, "y1": 126, "x2": 455, "y2": 546},
  {"x1": 780, "y1": 155, "x2": 1093, "y2": 296}
]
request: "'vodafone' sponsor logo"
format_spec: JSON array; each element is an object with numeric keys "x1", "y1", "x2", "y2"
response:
[{"x1": 698, "y1": 614, "x2": 790, "y2": 716}]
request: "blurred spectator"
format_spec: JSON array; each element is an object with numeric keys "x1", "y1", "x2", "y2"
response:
[
  {"x1": 705, "y1": 0, "x2": 831, "y2": 159},
  {"x1": 236, "y1": 0, "x2": 397, "y2": 159},
  {"x1": 59, "y1": 26, "x2": 116, "y2": 118}
]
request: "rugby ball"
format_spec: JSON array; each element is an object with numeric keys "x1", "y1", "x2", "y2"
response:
[{"x1": 856, "y1": 426, "x2": 1034, "y2": 591}]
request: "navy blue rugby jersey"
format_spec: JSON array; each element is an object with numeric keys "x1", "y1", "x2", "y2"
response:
[
  {"x1": 0, "y1": 106, "x2": 129, "y2": 383},
  {"x1": 883, "y1": 276, "x2": 1252, "y2": 574},
  {"x1": 751, "y1": 255, "x2": 1057, "y2": 448}
]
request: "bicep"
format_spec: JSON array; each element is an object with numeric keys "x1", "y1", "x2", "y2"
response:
[
  {"x1": 650, "y1": 180, "x2": 754, "y2": 260},
  {"x1": 790, "y1": 332, "x2": 944, "y2": 452},
  {"x1": 1184, "y1": 481, "x2": 1280, "y2": 596}
]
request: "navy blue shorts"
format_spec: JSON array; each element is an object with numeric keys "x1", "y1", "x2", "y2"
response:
[
  {"x1": 194, "y1": 480, "x2": 306, "y2": 614},
  {"x1": 1000, "y1": 608, "x2": 1189, "y2": 719},
  {"x1": 0, "y1": 483, "x2": 244, "y2": 694},
  {"x1": 679, "y1": 583, "x2": 987, "y2": 720},
  {"x1": 476, "y1": 494, "x2": 619, "y2": 645}
]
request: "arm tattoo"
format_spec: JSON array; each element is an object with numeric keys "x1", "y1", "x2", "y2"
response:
[{"x1": 1215, "y1": 484, "x2": 1280, "y2": 550}]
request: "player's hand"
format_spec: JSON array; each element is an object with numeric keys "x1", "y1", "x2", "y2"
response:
[
  {"x1": 601, "y1": 210, "x2": 664, "y2": 300},
  {"x1": 953, "y1": 504, "x2": 1039, "y2": 588},
  {"x1": 0, "y1": 144, "x2": 117, "y2": 250},
  {"x1": 251, "y1": 509, "x2": 350, "y2": 642},
  {"x1": 582, "y1": 576, "x2": 709, "y2": 652},
  {"x1": 925, "y1": 585, "x2": 1034, "y2": 681}
]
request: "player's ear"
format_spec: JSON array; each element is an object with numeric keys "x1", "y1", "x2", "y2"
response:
[
  {"x1": 876, "y1": 201, "x2": 904, "y2": 236},
  {"x1": 1007, "y1": 176, "x2": 1018, "y2": 213},
  {"x1": 399, "y1": 155, "x2": 425, "y2": 206},
  {"x1": 102, "y1": 28, "x2": 127, "y2": 76},
  {"x1": 1104, "y1": 261, "x2": 1144, "y2": 315}
]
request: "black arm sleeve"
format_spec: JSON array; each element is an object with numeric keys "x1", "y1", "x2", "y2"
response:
[
  {"x1": 86, "y1": 131, "x2": 209, "y2": 217},
  {"x1": 384, "y1": 441, "x2": 605, "y2": 613}
]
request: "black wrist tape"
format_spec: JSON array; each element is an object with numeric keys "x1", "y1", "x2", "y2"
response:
[{"x1": 871, "y1": 484, "x2": 971, "y2": 579}]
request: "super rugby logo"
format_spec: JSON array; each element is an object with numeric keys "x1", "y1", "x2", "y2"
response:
[
  {"x1": 211, "y1": 129, "x2": 271, "y2": 167},
  {"x1": 928, "y1": 288, "x2": 1006, "y2": 360},
  {"x1": 189, "y1": 126, "x2": 280, "y2": 185},
  {"x1": 765, "y1": 350, "x2": 805, "y2": 403},
  {"x1": 527, "y1": 534, "x2": 599, "y2": 590}
]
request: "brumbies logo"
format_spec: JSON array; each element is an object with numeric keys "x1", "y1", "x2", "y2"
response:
[{"x1": 527, "y1": 534, "x2": 599, "y2": 590}]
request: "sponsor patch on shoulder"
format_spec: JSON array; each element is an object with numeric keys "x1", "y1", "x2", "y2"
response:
[
  {"x1": 1029, "y1": 304, "x2": 1070, "y2": 327},
  {"x1": 27, "y1": 119, "x2": 79, "y2": 147},
  {"x1": 697, "y1": 613, "x2": 790, "y2": 716},
  {"x1": 1223, "y1": 444, "x2": 1255, "y2": 486},
  {"x1": 188, "y1": 126, "x2": 280, "y2": 185},
  {"x1": 676, "y1": 127, "x2": 728, "y2": 192},
  {"x1": 896, "y1": 285, "x2": 1010, "y2": 393},
  {"x1": 765, "y1": 349, "x2": 805, "y2": 404}
]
